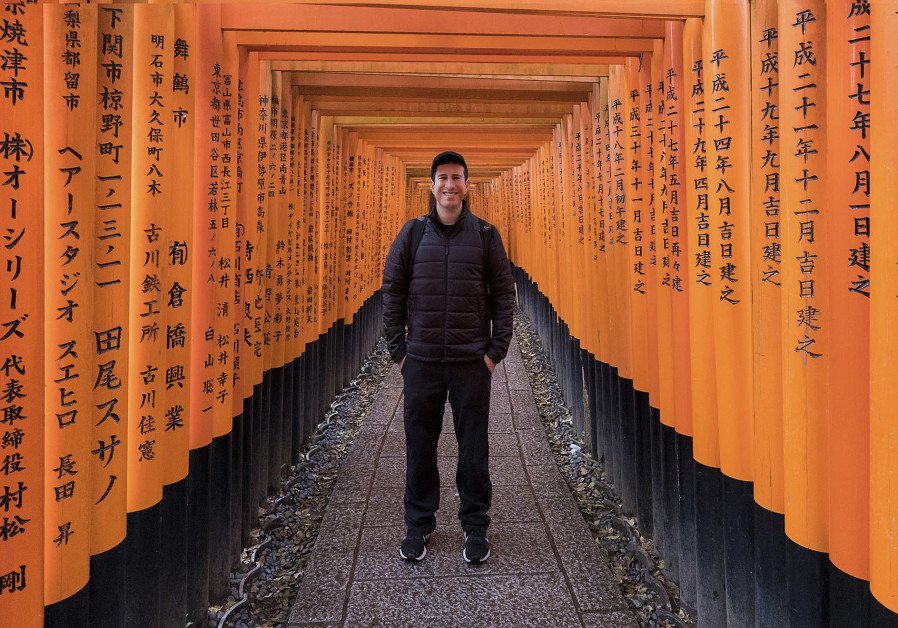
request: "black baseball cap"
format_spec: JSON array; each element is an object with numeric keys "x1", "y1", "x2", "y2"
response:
[{"x1": 431, "y1": 151, "x2": 468, "y2": 180}]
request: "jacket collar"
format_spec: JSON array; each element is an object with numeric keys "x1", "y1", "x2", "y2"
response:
[{"x1": 428, "y1": 200, "x2": 469, "y2": 227}]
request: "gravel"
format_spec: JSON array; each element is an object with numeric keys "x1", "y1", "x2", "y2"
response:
[
  {"x1": 207, "y1": 340, "x2": 394, "y2": 628},
  {"x1": 513, "y1": 308, "x2": 695, "y2": 628}
]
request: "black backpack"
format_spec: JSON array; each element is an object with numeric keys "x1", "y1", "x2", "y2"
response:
[{"x1": 409, "y1": 215, "x2": 493, "y2": 269}]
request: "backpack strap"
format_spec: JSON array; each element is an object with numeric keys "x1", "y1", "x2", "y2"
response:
[
  {"x1": 478, "y1": 218, "x2": 493, "y2": 290},
  {"x1": 409, "y1": 215, "x2": 427, "y2": 266}
]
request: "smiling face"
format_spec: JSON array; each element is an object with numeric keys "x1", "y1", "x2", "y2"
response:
[{"x1": 431, "y1": 163, "x2": 469, "y2": 215}]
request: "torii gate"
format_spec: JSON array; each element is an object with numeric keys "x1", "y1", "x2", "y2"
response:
[{"x1": 2, "y1": 1, "x2": 896, "y2": 626}]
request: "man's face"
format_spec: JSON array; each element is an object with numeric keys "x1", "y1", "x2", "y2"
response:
[{"x1": 431, "y1": 163, "x2": 468, "y2": 213}]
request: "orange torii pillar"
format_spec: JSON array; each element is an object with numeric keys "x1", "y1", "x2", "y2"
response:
[
  {"x1": 749, "y1": 1, "x2": 787, "y2": 625},
  {"x1": 624, "y1": 54, "x2": 657, "y2": 550},
  {"x1": 870, "y1": 0, "x2": 898, "y2": 621},
  {"x1": 89, "y1": 4, "x2": 134, "y2": 626},
  {"x1": 681, "y1": 17, "x2": 707, "y2": 614},
  {"x1": 0, "y1": 1, "x2": 43, "y2": 626},
  {"x1": 44, "y1": 5, "x2": 99, "y2": 625},
  {"x1": 779, "y1": 3, "x2": 831, "y2": 625}
]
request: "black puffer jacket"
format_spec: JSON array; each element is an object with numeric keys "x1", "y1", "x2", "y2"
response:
[{"x1": 382, "y1": 204, "x2": 515, "y2": 364}]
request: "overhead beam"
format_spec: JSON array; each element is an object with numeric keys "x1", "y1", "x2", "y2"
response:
[
  {"x1": 258, "y1": 51, "x2": 629, "y2": 64},
  {"x1": 281, "y1": 72, "x2": 592, "y2": 92},
  {"x1": 280, "y1": 0, "x2": 704, "y2": 19},
  {"x1": 221, "y1": 4, "x2": 667, "y2": 37},
  {"x1": 234, "y1": 31, "x2": 655, "y2": 54},
  {"x1": 304, "y1": 102, "x2": 578, "y2": 118},
  {"x1": 267, "y1": 59, "x2": 611, "y2": 77},
  {"x1": 333, "y1": 116, "x2": 561, "y2": 124}
]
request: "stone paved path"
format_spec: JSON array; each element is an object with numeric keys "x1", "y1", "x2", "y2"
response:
[{"x1": 287, "y1": 336, "x2": 638, "y2": 628}]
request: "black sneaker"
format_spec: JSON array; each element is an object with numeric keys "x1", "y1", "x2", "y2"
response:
[
  {"x1": 399, "y1": 529, "x2": 428, "y2": 561},
  {"x1": 463, "y1": 527, "x2": 490, "y2": 564}
]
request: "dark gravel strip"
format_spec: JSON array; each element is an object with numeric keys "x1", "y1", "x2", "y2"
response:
[
  {"x1": 208, "y1": 340, "x2": 394, "y2": 628},
  {"x1": 512, "y1": 308, "x2": 695, "y2": 628}
]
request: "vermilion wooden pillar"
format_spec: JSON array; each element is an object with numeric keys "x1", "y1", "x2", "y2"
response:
[
  {"x1": 870, "y1": 0, "x2": 898, "y2": 615},
  {"x1": 43, "y1": 5, "x2": 98, "y2": 619},
  {"x1": 0, "y1": 1, "x2": 44, "y2": 625}
]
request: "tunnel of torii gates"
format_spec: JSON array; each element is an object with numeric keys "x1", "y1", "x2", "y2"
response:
[{"x1": 1, "y1": 0, "x2": 898, "y2": 626}]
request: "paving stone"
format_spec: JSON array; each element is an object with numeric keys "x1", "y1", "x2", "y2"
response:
[
  {"x1": 437, "y1": 432, "x2": 519, "y2": 458},
  {"x1": 505, "y1": 336, "x2": 524, "y2": 364},
  {"x1": 510, "y1": 389, "x2": 542, "y2": 429},
  {"x1": 372, "y1": 453, "x2": 526, "y2": 489},
  {"x1": 379, "y1": 432, "x2": 406, "y2": 456},
  {"x1": 288, "y1": 503, "x2": 364, "y2": 624},
  {"x1": 487, "y1": 432, "x2": 520, "y2": 457},
  {"x1": 312, "y1": 502, "x2": 366, "y2": 553},
  {"x1": 385, "y1": 409, "x2": 509, "y2": 435},
  {"x1": 490, "y1": 392, "x2": 512, "y2": 414},
  {"x1": 526, "y1": 463, "x2": 572, "y2": 498},
  {"x1": 344, "y1": 573, "x2": 582, "y2": 628},
  {"x1": 355, "y1": 420, "x2": 387, "y2": 439},
  {"x1": 505, "y1": 361, "x2": 531, "y2": 390},
  {"x1": 386, "y1": 406, "x2": 454, "y2": 434},
  {"x1": 541, "y1": 496, "x2": 630, "y2": 613},
  {"x1": 353, "y1": 521, "x2": 558, "y2": 580},
  {"x1": 488, "y1": 412, "x2": 514, "y2": 433},
  {"x1": 371, "y1": 455, "x2": 450, "y2": 488},
  {"x1": 365, "y1": 391, "x2": 400, "y2": 424},
  {"x1": 382, "y1": 365, "x2": 403, "y2": 389},
  {"x1": 364, "y1": 485, "x2": 541, "y2": 529},
  {"x1": 516, "y1": 427, "x2": 554, "y2": 465},
  {"x1": 380, "y1": 426, "x2": 519, "y2": 458},
  {"x1": 581, "y1": 610, "x2": 641, "y2": 628},
  {"x1": 329, "y1": 460, "x2": 375, "y2": 504},
  {"x1": 371, "y1": 456, "x2": 409, "y2": 488},
  {"x1": 288, "y1": 570, "x2": 351, "y2": 625},
  {"x1": 342, "y1": 430, "x2": 387, "y2": 466},
  {"x1": 489, "y1": 455, "x2": 528, "y2": 486}
]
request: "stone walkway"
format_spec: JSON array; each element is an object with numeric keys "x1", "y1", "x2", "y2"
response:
[{"x1": 287, "y1": 336, "x2": 638, "y2": 628}]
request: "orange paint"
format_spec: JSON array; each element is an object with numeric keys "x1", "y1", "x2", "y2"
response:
[
  {"x1": 43, "y1": 2, "x2": 98, "y2": 604},
  {"x1": 91, "y1": 3, "x2": 133, "y2": 556},
  {"x1": 637, "y1": 56, "x2": 660, "y2": 409},
  {"x1": 127, "y1": 3, "x2": 172, "y2": 514},
  {"x1": 663, "y1": 21, "x2": 693, "y2": 436},
  {"x1": 778, "y1": 0, "x2": 829, "y2": 552},
  {"x1": 0, "y1": 2, "x2": 44, "y2": 623},
  {"x1": 869, "y1": 0, "x2": 898, "y2": 611},
  {"x1": 749, "y1": 0, "x2": 785, "y2": 515},
  {"x1": 652, "y1": 39, "x2": 675, "y2": 427},
  {"x1": 705, "y1": 0, "x2": 753, "y2": 482},
  {"x1": 625, "y1": 57, "x2": 649, "y2": 398},
  {"x1": 683, "y1": 16, "x2": 719, "y2": 467},
  {"x1": 161, "y1": 2, "x2": 196, "y2": 483}
]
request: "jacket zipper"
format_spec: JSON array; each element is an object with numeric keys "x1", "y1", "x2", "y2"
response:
[{"x1": 442, "y1": 240, "x2": 449, "y2": 361}]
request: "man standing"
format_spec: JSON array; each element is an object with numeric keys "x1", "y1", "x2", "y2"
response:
[{"x1": 382, "y1": 151, "x2": 515, "y2": 564}]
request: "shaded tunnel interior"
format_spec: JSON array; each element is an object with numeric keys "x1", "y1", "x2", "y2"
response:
[{"x1": 3, "y1": 1, "x2": 898, "y2": 626}]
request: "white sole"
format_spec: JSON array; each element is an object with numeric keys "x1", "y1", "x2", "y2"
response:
[
  {"x1": 399, "y1": 536, "x2": 428, "y2": 561},
  {"x1": 463, "y1": 533, "x2": 490, "y2": 563}
]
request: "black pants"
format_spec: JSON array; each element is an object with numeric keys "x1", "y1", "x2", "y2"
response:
[{"x1": 402, "y1": 356, "x2": 492, "y2": 535}]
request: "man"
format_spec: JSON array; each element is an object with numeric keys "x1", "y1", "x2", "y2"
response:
[{"x1": 382, "y1": 151, "x2": 515, "y2": 564}]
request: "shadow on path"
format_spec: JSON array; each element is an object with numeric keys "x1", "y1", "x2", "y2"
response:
[{"x1": 287, "y1": 334, "x2": 638, "y2": 628}]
